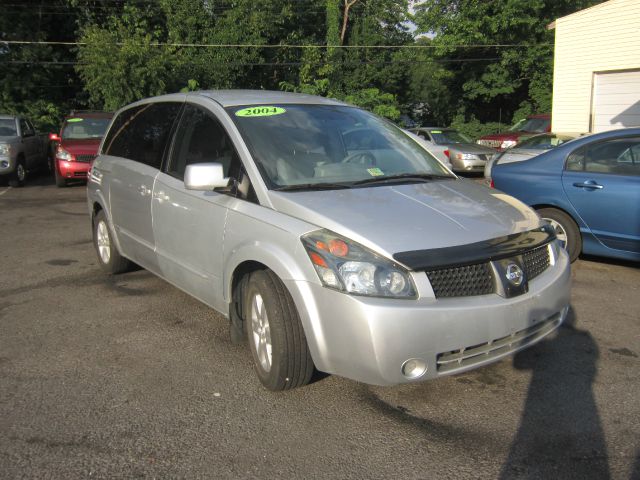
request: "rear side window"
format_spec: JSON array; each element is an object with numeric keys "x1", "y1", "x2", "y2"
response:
[
  {"x1": 103, "y1": 102, "x2": 181, "y2": 169},
  {"x1": 566, "y1": 137, "x2": 640, "y2": 176}
]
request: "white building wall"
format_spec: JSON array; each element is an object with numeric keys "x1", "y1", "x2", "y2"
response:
[{"x1": 552, "y1": 0, "x2": 640, "y2": 133}]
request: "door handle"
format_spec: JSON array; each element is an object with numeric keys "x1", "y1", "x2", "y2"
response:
[
  {"x1": 154, "y1": 190, "x2": 170, "y2": 202},
  {"x1": 573, "y1": 181, "x2": 603, "y2": 190}
]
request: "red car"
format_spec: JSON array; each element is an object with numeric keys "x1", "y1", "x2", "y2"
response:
[
  {"x1": 50, "y1": 112, "x2": 113, "y2": 187},
  {"x1": 476, "y1": 114, "x2": 551, "y2": 151}
]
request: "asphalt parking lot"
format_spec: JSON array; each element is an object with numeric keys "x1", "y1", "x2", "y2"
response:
[{"x1": 1, "y1": 176, "x2": 639, "y2": 479}]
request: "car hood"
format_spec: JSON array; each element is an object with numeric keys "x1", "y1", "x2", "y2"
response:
[
  {"x1": 447, "y1": 143, "x2": 497, "y2": 155},
  {"x1": 497, "y1": 149, "x2": 544, "y2": 164},
  {"x1": 269, "y1": 179, "x2": 540, "y2": 258},
  {"x1": 60, "y1": 138, "x2": 102, "y2": 155}
]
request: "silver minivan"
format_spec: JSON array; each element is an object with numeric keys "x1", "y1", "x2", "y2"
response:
[{"x1": 87, "y1": 90, "x2": 571, "y2": 391}]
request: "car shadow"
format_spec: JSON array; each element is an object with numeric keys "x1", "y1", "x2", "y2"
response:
[{"x1": 499, "y1": 307, "x2": 610, "y2": 478}]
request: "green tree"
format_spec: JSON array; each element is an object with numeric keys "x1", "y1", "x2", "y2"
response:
[{"x1": 413, "y1": 0, "x2": 602, "y2": 124}]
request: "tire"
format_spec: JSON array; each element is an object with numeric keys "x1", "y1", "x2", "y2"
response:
[
  {"x1": 54, "y1": 166, "x2": 68, "y2": 188},
  {"x1": 538, "y1": 207, "x2": 581, "y2": 263},
  {"x1": 93, "y1": 210, "x2": 131, "y2": 274},
  {"x1": 8, "y1": 158, "x2": 26, "y2": 187},
  {"x1": 244, "y1": 269, "x2": 314, "y2": 391}
]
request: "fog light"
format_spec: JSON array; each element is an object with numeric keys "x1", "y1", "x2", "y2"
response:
[
  {"x1": 0, "y1": 161, "x2": 8, "y2": 168},
  {"x1": 401, "y1": 358, "x2": 427, "y2": 379}
]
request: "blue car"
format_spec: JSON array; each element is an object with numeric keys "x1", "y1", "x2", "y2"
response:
[{"x1": 492, "y1": 127, "x2": 640, "y2": 263}]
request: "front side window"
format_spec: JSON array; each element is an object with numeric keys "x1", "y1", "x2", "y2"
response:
[
  {"x1": 103, "y1": 102, "x2": 181, "y2": 169},
  {"x1": 20, "y1": 119, "x2": 34, "y2": 137},
  {"x1": 168, "y1": 104, "x2": 239, "y2": 180},
  {"x1": 228, "y1": 104, "x2": 452, "y2": 188},
  {"x1": 566, "y1": 137, "x2": 640, "y2": 176}
]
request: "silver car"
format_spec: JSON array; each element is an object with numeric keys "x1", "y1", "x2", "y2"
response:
[
  {"x1": 484, "y1": 133, "x2": 578, "y2": 183},
  {"x1": 87, "y1": 91, "x2": 571, "y2": 391},
  {"x1": 410, "y1": 127, "x2": 496, "y2": 173}
]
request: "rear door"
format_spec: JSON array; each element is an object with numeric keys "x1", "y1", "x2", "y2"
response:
[
  {"x1": 562, "y1": 136, "x2": 640, "y2": 253},
  {"x1": 102, "y1": 102, "x2": 182, "y2": 268}
]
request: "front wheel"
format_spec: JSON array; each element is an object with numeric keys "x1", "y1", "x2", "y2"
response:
[
  {"x1": 244, "y1": 270, "x2": 314, "y2": 391},
  {"x1": 93, "y1": 210, "x2": 131, "y2": 274},
  {"x1": 8, "y1": 159, "x2": 26, "y2": 187},
  {"x1": 538, "y1": 207, "x2": 581, "y2": 263}
]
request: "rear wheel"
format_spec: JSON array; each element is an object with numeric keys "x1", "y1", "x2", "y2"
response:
[
  {"x1": 538, "y1": 207, "x2": 581, "y2": 263},
  {"x1": 93, "y1": 210, "x2": 131, "y2": 274},
  {"x1": 244, "y1": 270, "x2": 314, "y2": 391},
  {"x1": 8, "y1": 159, "x2": 26, "y2": 187}
]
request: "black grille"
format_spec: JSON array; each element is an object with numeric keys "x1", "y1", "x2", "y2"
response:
[
  {"x1": 75, "y1": 154, "x2": 96, "y2": 163},
  {"x1": 522, "y1": 245, "x2": 550, "y2": 280},
  {"x1": 426, "y1": 263, "x2": 494, "y2": 298}
]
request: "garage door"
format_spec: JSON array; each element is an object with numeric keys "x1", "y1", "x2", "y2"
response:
[{"x1": 592, "y1": 70, "x2": 640, "y2": 133}]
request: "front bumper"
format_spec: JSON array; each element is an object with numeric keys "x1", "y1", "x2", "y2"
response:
[
  {"x1": 0, "y1": 155, "x2": 15, "y2": 176},
  {"x1": 285, "y1": 248, "x2": 571, "y2": 386},
  {"x1": 57, "y1": 159, "x2": 91, "y2": 179},
  {"x1": 450, "y1": 157, "x2": 486, "y2": 172}
]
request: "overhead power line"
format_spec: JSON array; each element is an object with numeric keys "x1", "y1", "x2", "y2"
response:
[
  {"x1": 1, "y1": 40, "x2": 554, "y2": 49},
  {"x1": 1, "y1": 58, "x2": 501, "y2": 67}
]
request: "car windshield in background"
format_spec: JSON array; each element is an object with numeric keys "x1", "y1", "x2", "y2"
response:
[
  {"x1": 62, "y1": 117, "x2": 111, "y2": 139},
  {"x1": 0, "y1": 119, "x2": 18, "y2": 136},
  {"x1": 517, "y1": 134, "x2": 575, "y2": 150},
  {"x1": 510, "y1": 117, "x2": 550, "y2": 133},
  {"x1": 429, "y1": 130, "x2": 472, "y2": 145},
  {"x1": 229, "y1": 104, "x2": 453, "y2": 189}
]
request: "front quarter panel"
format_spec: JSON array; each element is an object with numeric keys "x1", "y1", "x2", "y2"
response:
[{"x1": 223, "y1": 201, "x2": 333, "y2": 363}]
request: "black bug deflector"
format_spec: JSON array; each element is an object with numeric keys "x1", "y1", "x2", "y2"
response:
[{"x1": 393, "y1": 224, "x2": 556, "y2": 271}]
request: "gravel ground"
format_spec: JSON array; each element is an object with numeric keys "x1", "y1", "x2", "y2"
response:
[{"x1": 1, "y1": 176, "x2": 638, "y2": 479}]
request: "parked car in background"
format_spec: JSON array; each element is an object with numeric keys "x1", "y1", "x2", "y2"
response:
[
  {"x1": 484, "y1": 133, "x2": 578, "y2": 183},
  {"x1": 410, "y1": 127, "x2": 496, "y2": 173},
  {"x1": 88, "y1": 90, "x2": 571, "y2": 391},
  {"x1": 492, "y1": 127, "x2": 640, "y2": 263},
  {"x1": 477, "y1": 114, "x2": 551, "y2": 151},
  {"x1": 0, "y1": 114, "x2": 50, "y2": 187},
  {"x1": 51, "y1": 111, "x2": 113, "y2": 187}
]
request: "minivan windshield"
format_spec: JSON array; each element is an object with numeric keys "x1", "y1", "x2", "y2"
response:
[
  {"x1": 62, "y1": 117, "x2": 112, "y2": 140},
  {"x1": 228, "y1": 104, "x2": 453, "y2": 189}
]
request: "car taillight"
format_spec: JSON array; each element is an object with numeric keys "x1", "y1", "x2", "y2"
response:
[
  {"x1": 490, "y1": 179, "x2": 495, "y2": 188},
  {"x1": 444, "y1": 149, "x2": 450, "y2": 158}
]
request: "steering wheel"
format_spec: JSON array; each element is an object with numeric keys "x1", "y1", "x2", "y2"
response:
[{"x1": 341, "y1": 151, "x2": 376, "y2": 165}]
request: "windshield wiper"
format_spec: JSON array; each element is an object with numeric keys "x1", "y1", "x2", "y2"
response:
[
  {"x1": 352, "y1": 173, "x2": 452, "y2": 186},
  {"x1": 273, "y1": 182, "x2": 352, "y2": 192}
]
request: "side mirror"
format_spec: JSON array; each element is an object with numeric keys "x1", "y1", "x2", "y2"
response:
[
  {"x1": 184, "y1": 163, "x2": 230, "y2": 191},
  {"x1": 49, "y1": 133, "x2": 61, "y2": 142}
]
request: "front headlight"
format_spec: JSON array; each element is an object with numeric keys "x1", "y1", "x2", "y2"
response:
[
  {"x1": 500, "y1": 140, "x2": 517, "y2": 149},
  {"x1": 301, "y1": 230, "x2": 416, "y2": 298},
  {"x1": 0, "y1": 144, "x2": 10, "y2": 156},
  {"x1": 56, "y1": 146, "x2": 73, "y2": 161}
]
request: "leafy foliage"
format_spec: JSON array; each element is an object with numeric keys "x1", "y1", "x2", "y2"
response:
[{"x1": 0, "y1": 0, "x2": 603, "y2": 131}]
